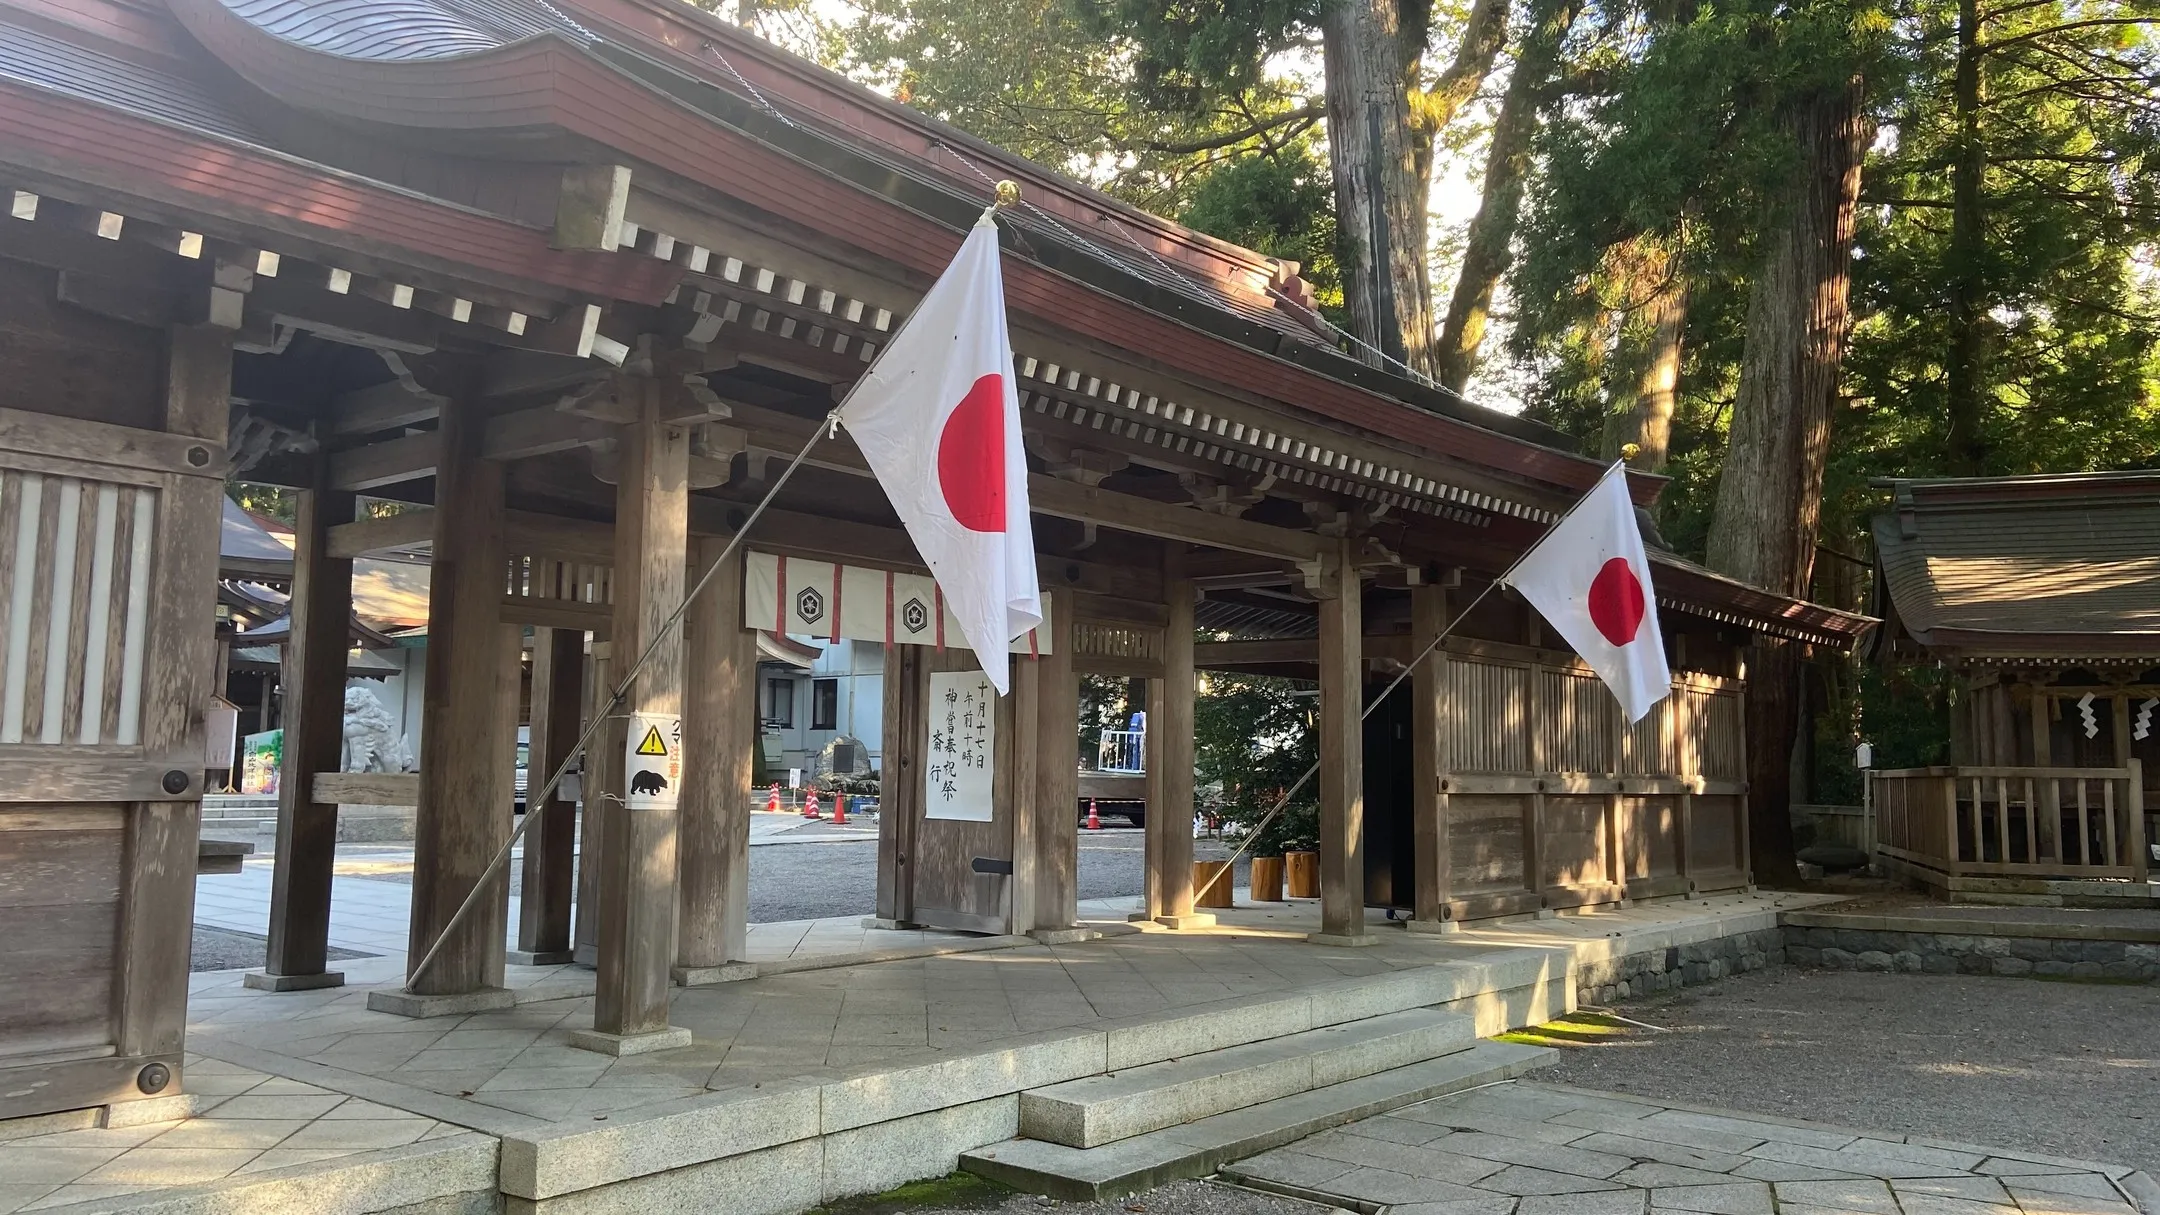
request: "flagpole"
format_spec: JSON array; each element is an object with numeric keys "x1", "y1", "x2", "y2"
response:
[
  {"x1": 1190, "y1": 460, "x2": 1634, "y2": 908},
  {"x1": 405, "y1": 182, "x2": 1031, "y2": 993}
]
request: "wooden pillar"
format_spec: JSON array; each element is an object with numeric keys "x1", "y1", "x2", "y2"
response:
[
  {"x1": 513, "y1": 627, "x2": 584, "y2": 966},
  {"x1": 115, "y1": 324, "x2": 229, "y2": 1067},
  {"x1": 875, "y1": 641, "x2": 922, "y2": 926},
  {"x1": 1145, "y1": 548, "x2": 1199, "y2": 926},
  {"x1": 1008, "y1": 652, "x2": 1044, "y2": 934},
  {"x1": 572, "y1": 636, "x2": 610, "y2": 964},
  {"x1": 675, "y1": 536, "x2": 755, "y2": 982},
  {"x1": 255, "y1": 458, "x2": 355, "y2": 989},
  {"x1": 1024, "y1": 589, "x2": 1080, "y2": 934},
  {"x1": 584, "y1": 392, "x2": 691, "y2": 1049},
  {"x1": 401, "y1": 396, "x2": 517, "y2": 999},
  {"x1": 1315, "y1": 539, "x2": 1373, "y2": 945},
  {"x1": 1407, "y1": 583, "x2": 1454, "y2": 934}
]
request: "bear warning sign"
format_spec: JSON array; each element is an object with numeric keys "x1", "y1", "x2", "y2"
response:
[{"x1": 623, "y1": 710, "x2": 682, "y2": 810}]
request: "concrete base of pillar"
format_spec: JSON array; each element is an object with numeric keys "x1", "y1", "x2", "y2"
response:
[
  {"x1": 1306, "y1": 932, "x2": 1381, "y2": 948},
  {"x1": 573, "y1": 944, "x2": 598, "y2": 966},
  {"x1": 861, "y1": 917, "x2": 916, "y2": 930},
  {"x1": 366, "y1": 987, "x2": 517, "y2": 1019},
  {"x1": 242, "y1": 970, "x2": 345, "y2": 992},
  {"x1": 1126, "y1": 911, "x2": 1153, "y2": 923},
  {"x1": 507, "y1": 949, "x2": 577, "y2": 967},
  {"x1": 1028, "y1": 927, "x2": 1099, "y2": 945},
  {"x1": 672, "y1": 962, "x2": 758, "y2": 986},
  {"x1": 1403, "y1": 919, "x2": 1462, "y2": 936},
  {"x1": 1152, "y1": 913, "x2": 1217, "y2": 930},
  {"x1": 567, "y1": 1026, "x2": 694, "y2": 1057},
  {"x1": 1534, "y1": 909, "x2": 1558, "y2": 920}
]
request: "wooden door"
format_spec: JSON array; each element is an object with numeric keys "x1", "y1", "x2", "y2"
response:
[
  {"x1": 0, "y1": 407, "x2": 223, "y2": 1118},
  {"x1": 883, "y1": 645, "x2": 1017, "y2": 935}
]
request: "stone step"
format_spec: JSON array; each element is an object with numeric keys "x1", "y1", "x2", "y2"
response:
[
  {"x1": 962, "y1": 1040, "x2": 1555, "y2": 1201},
  {"x1": 1020, "y1": 1007, "x2": 1475, "y2": 1149}
]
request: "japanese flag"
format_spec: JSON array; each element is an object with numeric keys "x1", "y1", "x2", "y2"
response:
[
  {"x1": 838, "y1": 209, "x2": 1040, "y2": 693},
  {"x1": 1502, "y1": 462, "x2": 1671, "y2": 723}
]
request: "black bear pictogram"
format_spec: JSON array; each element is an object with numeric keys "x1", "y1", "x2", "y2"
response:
[{"x1": 630, "y1": 770, "x2": 669, "y2": 796}]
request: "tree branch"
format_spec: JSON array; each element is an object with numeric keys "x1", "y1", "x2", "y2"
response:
[
  {"x1": 1978, "y1": 16, "x2": 2160, "y2": 55},
  {"x1": 1132, "y1": 103, "x2": 1325, "y2": 153},
  {"x1": 1415, "y1": 0, "x2": 1511, "y2": 133}
]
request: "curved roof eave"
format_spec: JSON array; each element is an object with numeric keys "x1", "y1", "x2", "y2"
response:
[{"x1": 169, "y1": 0, "x2": 1650, "y2": 509}]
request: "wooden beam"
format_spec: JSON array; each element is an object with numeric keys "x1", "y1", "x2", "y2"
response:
[
  {"x1": 331, "y1": 379, "x2": 444, "y2": 436},
  {"x1": 328, "y1": 431, "x2": 438, "y2": 491},
  {"x1": 725, "y1": 402, "x2": 1322, "y2": 559},
  {"x1": 313, "y1": 772, "x2": 421, "y2": 806},
  {"x1": 554, "y1": 165, "x2": 632, "y2": 253},
  {"x1": 483, "y1": 404, "x2": 610, "y2": 462},
  {"x1": 326, "y1": 509, "x2": 432, "y2": 558}
]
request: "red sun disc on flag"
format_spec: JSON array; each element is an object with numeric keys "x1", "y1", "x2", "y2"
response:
[
  {"x1": 937, "y1": 373, "x2": 1006, "y2": 532},
  {"x1": 1587, "y1": 557, "x2": 1646, "y2": 646}
]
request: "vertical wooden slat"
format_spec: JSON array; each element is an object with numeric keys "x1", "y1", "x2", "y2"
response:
[
  {"x1": 518, "y1": 627, "x2": 588, "y2": 966},
  {"x1": 2101, "y1": 779, "x2": 2117, "y2": 869},
  {"x1": 113, "y1": 487, "x2": 155, "y2": 746},
  {"x1": 0, "y1": 470, "x2": 31, "y2": 741},
  {"x1": 1991, "y1": 775, "x2": 2007, "y2": 865},
  {"x1": 71, "y1": 483, "x2": 117, "y2": 743},
  {"x1": 97, "y1": 486, "x2": 137, "y2": 745},
  {"x1": 2129, "y1": 759, "x2": 2149, "y2": 885},
  {"x1": 1942, "y1": 776, "x2": 1962, "y2": 875},
  {"x1": 2076, "y1": 779, "x2": 2090, "y2": 868},
  {"x1": 19, "y1": 476, "x2": 65, "y2": 743}
]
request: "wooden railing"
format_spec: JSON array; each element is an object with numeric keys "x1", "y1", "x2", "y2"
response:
[{"x1": 1872, "y1": 762, "x2": 2149, "y2": 883}]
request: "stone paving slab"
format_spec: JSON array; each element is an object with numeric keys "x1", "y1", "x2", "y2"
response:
[{"x1": 1221, "y1": 1081, "x2": 2154, "y2": 1215}]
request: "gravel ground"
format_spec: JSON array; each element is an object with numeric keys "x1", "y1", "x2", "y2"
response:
[
  {"x1": 190, "y1": 925, "x2": 375, "y2": 972},
  {"x1": 1540, "y1": 965, "x2": 2160, "y2": 1174},
  {"x1": 813, "y1": 1175, "x2": 1333, "y2": 1215}
]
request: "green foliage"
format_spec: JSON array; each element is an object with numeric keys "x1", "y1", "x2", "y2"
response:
[
  {"x1": 1177, "y1": 140, "x2": 1345, "y2": 316},
  {"x1": 227, "y1": 481, "x2": 297, "y2": 525},
  {"x1": 1193, "y1": 672, "x2": 1319, "y2": 853}
]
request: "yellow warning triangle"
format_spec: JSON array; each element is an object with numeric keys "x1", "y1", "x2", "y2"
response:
[{"x1": 635, "y1": 726, "x2": 669, "y2": 756}]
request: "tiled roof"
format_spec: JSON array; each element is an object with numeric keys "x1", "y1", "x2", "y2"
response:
[
  {"x1": 0, "y1": 16, "x2": 262, "y2": 141},
  {"x1": 1873, "y1": 471, "x2": 2160, "y2": 656}
]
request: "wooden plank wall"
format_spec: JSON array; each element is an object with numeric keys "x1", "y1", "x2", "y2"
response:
[{"x1": 1432, "y1": 638, "x2": 1748, "y2": 918}]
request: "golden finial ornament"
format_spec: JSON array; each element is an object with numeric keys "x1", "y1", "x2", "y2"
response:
[
  {"x1": 1620, "y1": 442, "x2": 1642, "y2": 463},
  {"x1": 994, "y1": 180, "x2": 1022, "y2": 208}
]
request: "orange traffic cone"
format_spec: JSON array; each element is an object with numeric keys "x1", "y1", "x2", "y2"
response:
[
  {"x1": 766, "y1": 783, "x2": 780, "y2": 813},
  {"x1": 832, "y1": 794, "x2": 848, "y2": 826},
  {"x1": 803, "y1": 786, "x2": 821, "y2": 819},
  {"x1": 1086, "y1": 798, "x2": 1101, "y2": 831}
]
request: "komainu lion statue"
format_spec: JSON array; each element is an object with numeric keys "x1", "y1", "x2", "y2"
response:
[{"x1": 342, "y1": 686, "x2": 414, "y2": 773}]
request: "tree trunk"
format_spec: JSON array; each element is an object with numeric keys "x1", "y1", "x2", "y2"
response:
[
  {"x1": 1705, "y1": 79, "x2": 1868, "y2": 887},
  {"x1": 1433, "y1": 0, "x2": 1580, "y2": 393},
  {"x1": 1324, "y1": 0, "x2": 1436, "y2": 378},
  {"x1": 1944, "y1": 0, "x2": 1989, "y2": 475},
  {"x1": 1605, "y1": 274, "x2": 1687, "y2": 472}
]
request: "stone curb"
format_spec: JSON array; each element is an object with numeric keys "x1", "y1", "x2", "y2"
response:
[{"x1": 1784, "y1": 910, "x2": 2160, "y2": 944}]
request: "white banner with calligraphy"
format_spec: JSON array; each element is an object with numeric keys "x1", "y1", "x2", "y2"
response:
[
  {"x1": 744, "y1": 551, "x2": 1052, "y2": 655},
  {"x1": 924, "y1": 670, "x2": 996, "y2": 821}
]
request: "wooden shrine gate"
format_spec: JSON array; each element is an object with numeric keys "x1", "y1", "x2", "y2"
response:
[{"x1": 0, "y1": 328, "x2": 228, "y2": 1119}]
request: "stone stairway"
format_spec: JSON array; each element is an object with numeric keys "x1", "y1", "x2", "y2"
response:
[{"x1": 962, "y1": 1003, "x2": 1555, "y2": 1200}]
